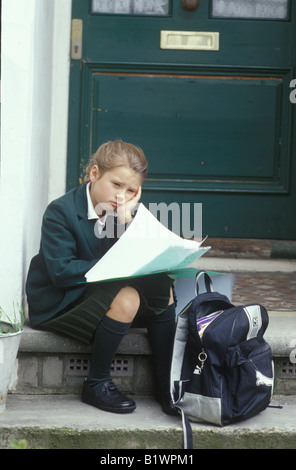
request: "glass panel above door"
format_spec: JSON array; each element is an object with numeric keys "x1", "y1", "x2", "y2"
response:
[
  {"x1": 212, "y1": 0, "x2": 289, "y2": 20},
  {"x1": 92, "y1": 0, "x2": 170, "y2": 15}
]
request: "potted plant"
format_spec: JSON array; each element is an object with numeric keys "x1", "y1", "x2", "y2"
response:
[{"x1": 0, "y1": 303, "x2": 24, "y2": 414}]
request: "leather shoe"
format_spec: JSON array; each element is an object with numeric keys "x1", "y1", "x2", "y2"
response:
[{"x1": 81, "y1": 379, "x2": 136, "y2": 413}]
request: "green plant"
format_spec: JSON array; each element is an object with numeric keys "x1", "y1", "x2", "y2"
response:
[
  {"x1": 0, "y1": 301, "x2": 25, "y2": 334},
  {"x1": 11, "y1": 439, "x2": 29, "y2": 449}
]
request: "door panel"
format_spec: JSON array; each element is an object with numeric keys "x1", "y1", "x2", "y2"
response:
[
  {"x1": 67, "y1": 0, "x2": 296, "y2": 239},
  {"x1": 85, "y1": 69, "x2": 291, "y2": 193}
]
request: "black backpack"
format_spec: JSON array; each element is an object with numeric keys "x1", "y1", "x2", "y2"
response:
[{"x1": 171, "y1": 271, "x2": 274, "y2": 448}]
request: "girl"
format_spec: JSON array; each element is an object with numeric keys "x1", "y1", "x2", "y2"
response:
[{"x1": 26, "y1": 140, "x2": 177, "y2": 415}]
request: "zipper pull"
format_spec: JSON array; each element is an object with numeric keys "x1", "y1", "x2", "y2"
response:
[{"x1": 193, "y1": 351, "x2": 208, "y2": 375}]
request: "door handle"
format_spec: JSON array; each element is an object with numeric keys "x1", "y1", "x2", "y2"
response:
[{"x1": 182, "y1": 0, "x2": 200, "y2": 11}]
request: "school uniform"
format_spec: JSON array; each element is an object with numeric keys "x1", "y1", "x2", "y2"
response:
[{"x1": 26, "y1": 183, "x2": 173, "y2": 343}]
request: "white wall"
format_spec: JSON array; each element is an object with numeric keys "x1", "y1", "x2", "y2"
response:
[{"x1": 0, "y1": 0, "x2": 72, "y2": 320}]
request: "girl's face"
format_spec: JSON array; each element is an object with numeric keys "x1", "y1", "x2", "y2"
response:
[{"x1": 89, "y1": 165, "x2": 142, "y2": 215}]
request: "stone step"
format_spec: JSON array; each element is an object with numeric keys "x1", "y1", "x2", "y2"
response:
[
  {"x1": 12, "y1": 326, "x2": 155, "y2": 395},
  {"x1": 10, "y1": 309, "x2": 296, "y2": 396},
  {"x1": 194, "y1": 256, "x2": 296, "y2": 273},
  {"x1": 202, "y1": 238, "x2": 296, "y2": 259},
  {"x1": 11, "y1": 260, "x2": 296, "y2": 396},
  {"x1": 0, "y1": 394, "x2": 295, "y2": 449}
]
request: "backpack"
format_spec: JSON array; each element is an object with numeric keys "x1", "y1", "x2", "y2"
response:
[{"x1": 171, "y1": 271, "x2": 274, "y2": 449}]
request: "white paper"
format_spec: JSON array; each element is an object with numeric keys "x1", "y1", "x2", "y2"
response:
[{"x1": 85, "y1": 203, "x2": 210, "y2": 283}]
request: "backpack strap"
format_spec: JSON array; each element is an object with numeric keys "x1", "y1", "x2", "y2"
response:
[
  {"x1": 181, "y1": 408, "x2": 193, "y2": 449},
  {"x1": 171, "y1": 270, "x2": 222, "y2": 450},
  {"x1": 195, "y1": 270, "x2": 214, "y2": 295},
  {"x1": 170, "y1": 302, "x2": 196, "y2": 449},
  {"x1": 172, "y1": 380, "x2": 194, "y2": 449}
]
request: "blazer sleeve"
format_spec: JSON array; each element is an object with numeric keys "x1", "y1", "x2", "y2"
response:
[{"x1": 41, "y1": 200, "x2": 99, "y2": 289}]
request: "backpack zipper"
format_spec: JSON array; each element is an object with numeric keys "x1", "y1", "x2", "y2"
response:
[
  {"x1": 194, "y1": 310, "x2": 224, "y2": 375},
  {"x1": 193, "y1": 350, "x2": 208, "y2": 375}
]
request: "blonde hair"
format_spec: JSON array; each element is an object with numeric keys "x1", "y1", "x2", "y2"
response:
[{"x1": 84, "y1": 140, "x2": 148, "y2": 183}]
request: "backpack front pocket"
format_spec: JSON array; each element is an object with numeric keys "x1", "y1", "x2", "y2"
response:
[{"x1": 223, "y1": 338, "x2": 274, "y2": 424}]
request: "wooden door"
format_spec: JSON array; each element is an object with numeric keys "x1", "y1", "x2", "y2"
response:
[{"x1": 67, "y1": 0, "x2": 296, "y2": 239}]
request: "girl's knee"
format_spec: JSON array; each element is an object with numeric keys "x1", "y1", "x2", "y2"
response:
[
  {"x1": 120, "y1": 286, "x2": 140, "y2": 315},
  {"x1": 108, "y1": 286, "x2": 140, "y2": 322}
]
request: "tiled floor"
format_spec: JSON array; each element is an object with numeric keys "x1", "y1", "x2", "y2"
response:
[{"x1": 232, "y1": 272, "x2": 296, "y2": 312}]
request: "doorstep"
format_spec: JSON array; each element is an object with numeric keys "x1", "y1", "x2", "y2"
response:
[{"x1": 202, "y1": 238, "x2": 296, "y2": 259}]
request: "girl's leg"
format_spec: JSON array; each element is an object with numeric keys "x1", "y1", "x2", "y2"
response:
[
  {"x1": 87, "y1": 286, "x2": 140, "y2": 387},
  {"x1": 146, "y1": 289, "x2": 178, "y2": 415},
  {"x1": 82, "y1": 286, "x2": 140, "y2": 413}
]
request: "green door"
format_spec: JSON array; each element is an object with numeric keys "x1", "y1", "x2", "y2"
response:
[{"x1": 67, "y1": 0, "x2": 296, "y2": 239}]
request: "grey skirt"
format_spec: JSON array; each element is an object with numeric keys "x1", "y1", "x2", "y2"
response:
[{"x1": 40, "y1": 274, "x2": 174, "y2": 344}]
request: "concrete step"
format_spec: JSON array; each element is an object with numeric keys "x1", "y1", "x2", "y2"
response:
[
  {"x1": 11, "y1": 259, "x2": 296, "y2": 396},
  {"x1": 12, "y1": 326, "x2": 155, "y2": 395},
  {"x1": 192, "y1": 255, "x2": 296, "y2": 273},
  {"x1": 202, "y1": 238, "x2": 296, "y2": 259},
  {"x1": 10, "y1": 309, "x2": 296, "y2": 396},
  {"x1": 0, "y1": 394, "x2": 295, "y2": 449},
  {"x1": 3, "y1": 259, "x2": 295, "y2": 451}
]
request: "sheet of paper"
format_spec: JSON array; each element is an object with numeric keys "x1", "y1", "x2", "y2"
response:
[{"x1": 85, "y1": 203, "x2": 211, "y2": 283}]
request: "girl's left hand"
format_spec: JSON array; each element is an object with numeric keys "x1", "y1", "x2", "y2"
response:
[{"x1": 116, "y1": 186, "x2": 142, "y2": 224}]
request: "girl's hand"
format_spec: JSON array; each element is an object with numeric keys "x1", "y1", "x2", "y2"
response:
[{"x1": 116, "y1": 186, "x2": 142, "y2": 224}]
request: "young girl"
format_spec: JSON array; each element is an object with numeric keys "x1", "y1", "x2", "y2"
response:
[{"x1": 26, "y1": 140, "x2": 177, "y2": 415}]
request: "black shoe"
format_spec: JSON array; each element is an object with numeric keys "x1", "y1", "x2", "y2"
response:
[{"x1": 81, "y1": 380, "x2": 136, "y2": 414}]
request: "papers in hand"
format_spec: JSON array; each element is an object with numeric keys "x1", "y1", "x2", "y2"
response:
[{"x1": 85, "y1": 203, "x2": 211, "y2": 283}]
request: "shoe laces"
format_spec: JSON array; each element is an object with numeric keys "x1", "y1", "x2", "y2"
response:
[{"x1": 107, "y1": 382, "x2": 116, "y2": 391}]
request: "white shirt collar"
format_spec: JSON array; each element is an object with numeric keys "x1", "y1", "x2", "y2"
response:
[
  {"x1": 86, "y1": 182, "x2": 108, "y2": 228},
  {"x1": 86, "y1": 182, "x2": 98, "y2": 220}
]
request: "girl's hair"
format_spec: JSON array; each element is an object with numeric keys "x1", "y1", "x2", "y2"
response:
[{"x1": 84, "y1": 140, "x2": 148, "y2": 183}]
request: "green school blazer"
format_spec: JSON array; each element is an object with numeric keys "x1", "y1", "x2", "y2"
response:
[{"x1": 26, "y1": 184, "x2": 114, "y2": 327}]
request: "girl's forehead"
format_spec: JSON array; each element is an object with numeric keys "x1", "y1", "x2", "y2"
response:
[{"x1": 106, "y1": 166, "x2": 142, "y2": 184}]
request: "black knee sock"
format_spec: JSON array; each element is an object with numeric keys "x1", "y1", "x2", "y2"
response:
[
  {"x1": 146, "y1": 303, "x2": 176, "y2": 400},
  {"x1": 87, "y1": 315, "x2": 131, "y2": 391}
]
